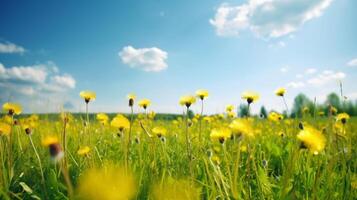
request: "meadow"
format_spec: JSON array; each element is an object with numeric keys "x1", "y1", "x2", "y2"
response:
[{"x1": 0, "y1": 90, "x2": 356, "y2": 200}]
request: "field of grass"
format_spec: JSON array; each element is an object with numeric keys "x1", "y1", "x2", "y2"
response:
[{"x1": 0, "y1": 97, "x2": 356, "y2": 199}]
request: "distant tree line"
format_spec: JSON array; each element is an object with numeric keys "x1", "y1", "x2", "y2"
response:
[{"x1": 239, "y1": 92, "x2": 357, "y2": 118}]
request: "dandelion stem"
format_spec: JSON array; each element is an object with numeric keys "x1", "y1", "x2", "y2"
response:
[
  {"x1": 29, "y1": 135, "x2": 48, "y2": 199},
  {"x1": 185, "y1": 106, "x2": 192, "y2": 175},
  {"x1": 199, "y1": 99, "x2": 204, "y2": 147},
  {"x1": 282, "y1": 96, "x2": 289, "y2": 114}
]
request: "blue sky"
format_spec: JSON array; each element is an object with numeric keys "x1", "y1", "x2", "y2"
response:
[{"x1": 0, "y1": 0, "x2": 356, "y2": 114}]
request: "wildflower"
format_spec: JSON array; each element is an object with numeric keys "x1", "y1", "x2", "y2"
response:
[
  {"x1": 297, "y1": 124, "x2": 326, "y2": 155},
  {"x1": 127, "y1": 93, "x2": 136, "y2": 107},
  {"x1": 111, "y1": 115, "x2": 130, "y2": 132},
  {"x1": 80, "y1": 91, "x2": 96, "y2": 103},
  {"x1": 241, "y1": 91, "x2": 260, "y2": 104},
  {"x1": 151, "y1": 178, "x2": 201, "y2": 200},
  {"x1": 211, "y1": 155, "x2": 221, "y2": 165},
  {"x1": 42, "y1": 136, "x2": 63, "y2": 160},
  {"x1": 318, "y1": 111, "x2": 325, "y2": 117},
  {"x1": 203, "y1": 116, "x2": 212, "y2": 123},
  {"x1": 275, "y1": 87, "x2": 286, "y2": 97},
  {"x1": 302, "y1": 106, "x2": 309, "y2": 113},
  {"x1": 138, "y1": 99, "x2": 151, "y2": 109},
  {"x1": 0, "y1": 122, "x2": 11, "y2": 136},
  {"x1": 96, "y1": 113, "x2": 109, "y2": 125},
  {"x1": 210, "y1": 127, "x2": 232, "y2": 144},
  {"x1": 77, "y1": 146, "x2": 91, "y2": 156},
  {"x1": 195, "y1": 89, "x2": 209, "y2": 100},
  {"x1": 148, "y1": 111, "x2": 156, "y2": 120},
  {"x1": 268, "y1": 112, "x2": 284, "y2": 122},
  {"x1": 225, "y1": 104, "x2": 234, "y2": 112},
  {"x1": 77, "y1": 164, "x2": 136, "y2": 200},
  {"x1": 179, "y1": 95, "x2": 196, "y2": 108},
  {"x1": 229, "y1": 118, "x2": 254, "y2": 138},
  {"x1": 152, "y1": 126, "x2": 167, "y2": 138},
  {"x1": 329, "y1": 106, "x2": 337, "y2": 115},
  {"x1": 336, "y1": 113, "x2": 350, "y2": 124},
  {"x1": 227, "y1": 111, "x2": 236, "y2": 118},
  {"x1": 2, "y1": 102, "x2": 22, "y2": 115}
]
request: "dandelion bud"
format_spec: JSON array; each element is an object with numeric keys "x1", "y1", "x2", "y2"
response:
[
  {"x1": 298, "y1": 122, "x2": 304, "y2": 130},
  {"x1": 25, "y1": 128, "x2": 32, "y2": 135},
  {"x1": 160, "y1": 137, "x2": 166, "y2": 143},
  {"x1": 49, "y1": 143, "x2": 63, "y2": 161},
  {"x1": 135, "y1": 136, "x2": 140, "y2": 144},
  {"x1": 262, "y1": 160, "x2": 268, "y2": 167},
  {"x1": 129, "y1": 98, "x2": 134, "y2": 107},
  {"x1": 13, "y1": 119, "x2": 19, "y2": 126}
]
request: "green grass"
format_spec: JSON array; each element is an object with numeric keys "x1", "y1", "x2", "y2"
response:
[{"x1": 0, "y1": 114, "x2": 356, "y2": 199}]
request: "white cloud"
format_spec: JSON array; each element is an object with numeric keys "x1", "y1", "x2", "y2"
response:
[
  {"x1": 305, "y1": 68, "x2": 317, "y2": 74},
  {"x1": 119, "y1": 46, "x2": 168, "y2": 72},
  {"x1": 280, "y1": 66, "x2": 288, "y2": 72},
  {"x1": 347, "y1": 58, "x2": 357, "y2": 67},
  {"x1": 210, "y1": 0, "x2": 333, "y2": 38},
  {"x1": 307, "y1": 70, "x2": 345, "y2": 86},
  {"x1": 0, "y1": 64, "x2": 47, "y2": 83},
  {"x1": 287, "y1": 81, "x2": 305, "y2": 88},
  {"x1": 0, "y1": 62, "x2": 76, "y2": 97},
  {"x1": 51, "y1": 74, "x2": 76, "y2": 89},
  {"x1": 0, "y1": 42, "x2": 25, "y2": 54}
]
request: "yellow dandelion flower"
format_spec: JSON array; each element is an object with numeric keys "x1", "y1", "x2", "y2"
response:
[
  {"x1": 203, "y1": 116, "x2": 212, "y2": 123},
  {"x1": 80, "y1": 90, "x2": 96, "y2": 103},
  {"x1": 195, "y1": 89, "x2": 209, "y2": 100},
  {"x1": 297, "y1": 124, "x2": 326, "y2": 155},
  {"x1": 210, "y1": 127, "x2": 232, "y2": 144},
  {"x1": 336, "y1": 113, "x2": 350, "y2": 124},
  {"x1": 227, "y1": 111, "x2": 236, "y2": 118},
  {"x1": 96, "y1": 113, "x2": 109, "y2": 125},
  {"x1": 268, "y1": 112, "x2": 284, "y2": 122},
  {"x1": 77, "y1": 146, "x2": 91, "y2": 156},
  {"x1": 2, "y1": 102, "x2": 22, "y2": 115},
  {"x1": 42, "y1": 136, "x2": 63, "y2": 160},
  {"x1": 138, "y1": 99, "x2": 151, "y2": 109},
  {"x1": 229, "y1": 118, "x2": 254, "y2": 138},
  {"x1": 148, "y1": 111, "x2": 156, "y2": 119},
  {"x1": 179, "y1": 95, "x2": 196, "y2": 108},
  {"x1": 241, "y1": 91, "x2": 260, "y2": 104},
  {"x1": 152, "y1": 126, "x2": 167, "y2": 138},
  {"x1": 42, "y1": 136, "x2": 59, "y2": 146},
  {"x1": 77, "y1": 164, "x2": 136, "y2": 200},
  {"x1": 0, "y1": 122, "x2": 11, "y2": 136},
  {"x1": 225, "y1": 104, "x2": 234, "y2": 112},
  {"x1": 111, "y1": 114, "x2": 130, "y2": 131},
  {"x1": 275, "y1": 87, "x2": 286, "y2": 97}
]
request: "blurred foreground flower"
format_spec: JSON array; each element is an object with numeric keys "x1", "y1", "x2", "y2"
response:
[
  {"x1": 151, "y1": 178, "x2": 201, "y2": 200},
  {"x1": 210, "y1": 127, "x2": 232, "y2": 144},
  {"x1": 76, "y1": 164, "x2": 136, "y2": 200}
]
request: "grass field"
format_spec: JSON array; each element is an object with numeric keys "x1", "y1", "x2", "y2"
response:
[{"x1": 0, "y1": 94, "x2": 356, "y2": 200}]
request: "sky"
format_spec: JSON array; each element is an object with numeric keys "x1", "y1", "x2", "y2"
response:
[{"x1": 0, "y1": 0, "x2": 357, "y2": 114}]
